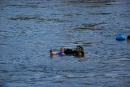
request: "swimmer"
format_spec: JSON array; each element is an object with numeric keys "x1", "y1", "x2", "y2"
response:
[{"x1": 50, "y1": 45, "x2": 84, "y2": 57}]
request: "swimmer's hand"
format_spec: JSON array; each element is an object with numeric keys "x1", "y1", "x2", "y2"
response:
[{"x1": 50, "y1": 49, "x2": 52, "y2": 53}]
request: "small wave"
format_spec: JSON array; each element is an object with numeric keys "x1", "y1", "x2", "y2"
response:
[
  {"x1": 0, "y1": 35, "x2": 12, "y2": 39},
  {"x1": 74, "y1": 22, "x2": 106, "y2": 31},
  {"x1": 89, "y1": 12, "x2": 111, "y2": 15},
  {"x1": 7, "y1": 4, "x2": 38, "y2": 8},
  {"x1": 9, "y1": 15, "x2": 68, "y2": 22},
  {"x1": 64, "y1": 74, "x2": 87, "y2": 78},
  {"x1": 9, "y1": 15, "x2": 44, "y2": 21}
]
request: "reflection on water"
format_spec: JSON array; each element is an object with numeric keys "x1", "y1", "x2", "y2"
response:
[{"x1": 0, "y1": 0, "x2": 130, "y2": 87}]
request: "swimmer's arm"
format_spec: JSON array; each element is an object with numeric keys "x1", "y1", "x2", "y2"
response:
[
  {"x1": 50, "y1": 49, "x2": 58, "y2": 55},
  {"x1": 50, "y1": 52, "x2": 58, "y2": 55}
]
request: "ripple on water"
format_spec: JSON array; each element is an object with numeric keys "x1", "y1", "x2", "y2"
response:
[
  {"x1": 73, "y1": 22, "x2": 106, "y2": 31},
  {"x1": 9, "y1": 15, "x2": 68, "y2": 23}
]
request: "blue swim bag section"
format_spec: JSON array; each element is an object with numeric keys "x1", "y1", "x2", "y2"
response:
[
  {"x1": 58, "y1": 52, "x2": 65, "y2": 56},
  {"x1": 116, "y1": 34, "x2": 126, "y2": 40}
]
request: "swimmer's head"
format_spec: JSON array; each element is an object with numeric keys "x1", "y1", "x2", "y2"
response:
[
  {"x1": 76, "y1": 45, "x2": 84, "y2": 52},
  {"x1": 127, "y1": 35, "x2": 130, "y2": 42},
  {"x1": 60, "y1": 47, "x2": 65, "y2": 52}
]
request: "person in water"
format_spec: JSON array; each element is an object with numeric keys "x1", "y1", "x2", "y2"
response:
[
  {"x1": 50, "y1": 45, "x2": 84, "y2": 57},
  {"x1": 74, "y1": 45, "x2": 84, "y2": 57},
  {"x1": 127, "y1": 35, "x2": 130, "y2": 42}
]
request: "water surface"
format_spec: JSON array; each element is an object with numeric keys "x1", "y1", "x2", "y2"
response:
[{"x1": 0, "y1": 0, "x2": 130, "y2": 87}]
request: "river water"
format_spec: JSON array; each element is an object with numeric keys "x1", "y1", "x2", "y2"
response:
[{"x1": 0, "y1": 0, "x2": 130, "y2": 87}]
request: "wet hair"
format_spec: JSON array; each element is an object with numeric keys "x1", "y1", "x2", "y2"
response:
[
  {"x1": 127, "y1": 35, "x2": 130, "y2": 40},
  {"x1": 60, "y1": 47, "x2": 65, "y2": 52},
  {"x1": 76, "y1": 45, "x2": 84, "y2": 52}
]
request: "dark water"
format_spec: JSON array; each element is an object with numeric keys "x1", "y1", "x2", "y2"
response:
[{"x1": 0, "y1": 0, "x2": 130, "y2": 87}]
